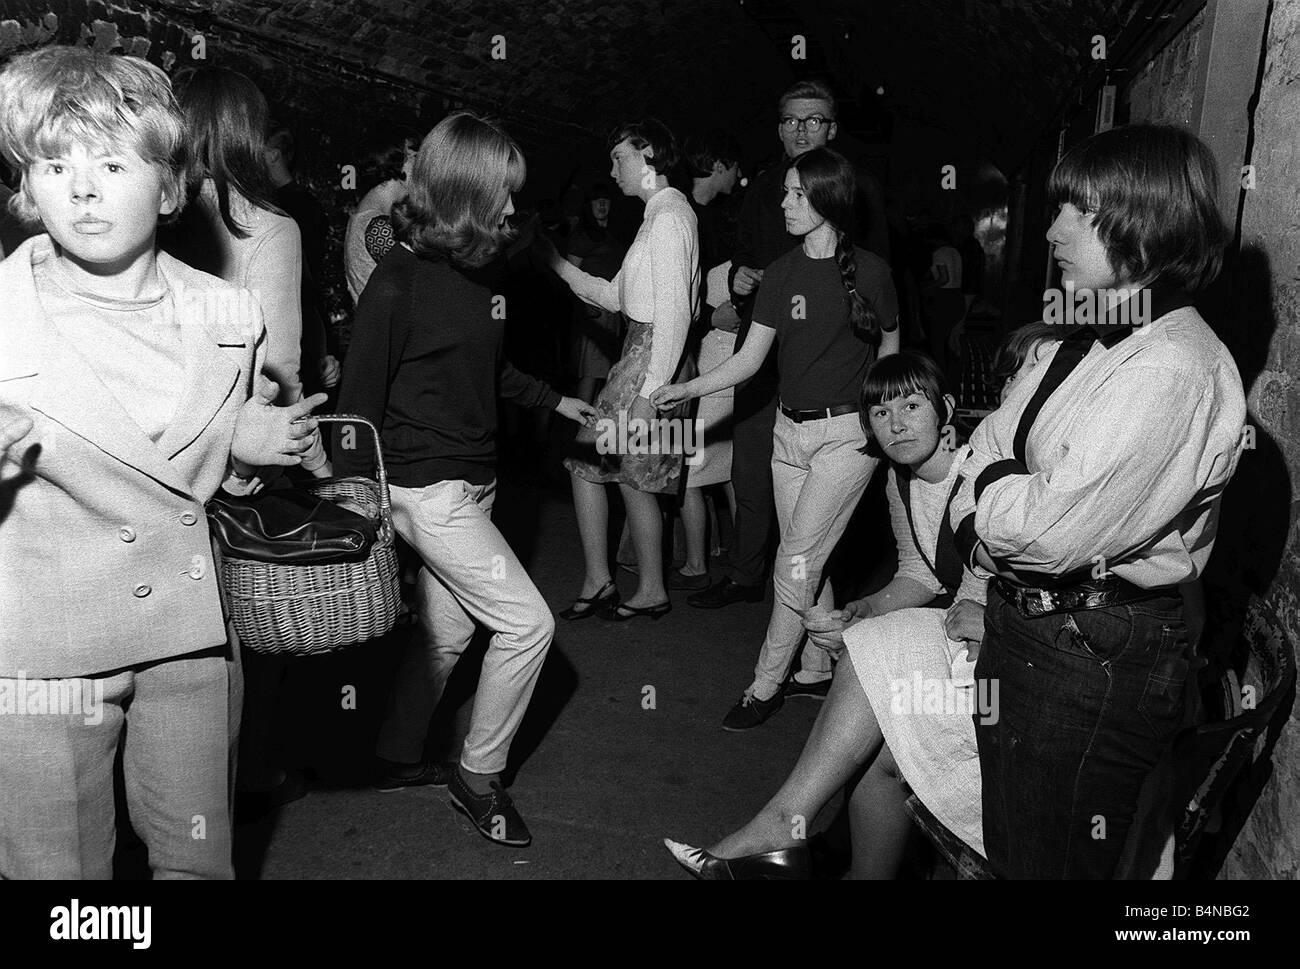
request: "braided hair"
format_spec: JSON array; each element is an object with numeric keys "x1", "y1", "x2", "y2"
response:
[{"x1": 790, "y1": 147, "x2": 881, "y2": 340}]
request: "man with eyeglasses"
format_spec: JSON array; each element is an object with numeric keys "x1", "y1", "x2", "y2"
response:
[{"x1": 685, "y1": 80, "x2": 850, "y2": 627}]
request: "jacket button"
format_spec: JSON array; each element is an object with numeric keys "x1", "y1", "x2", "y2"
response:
[
  {"x1": 189, "y1": 561, "x2": 206, "y2": 580},
  {"x1": 118, "y1": 526, "x2": 137, "y2": 543},
  {"x1": 180, "y1": 512, "x2": 198, "y2": 526},
  {"x1": 133, "y1": 583, "x2": 151, "y2": 598}
]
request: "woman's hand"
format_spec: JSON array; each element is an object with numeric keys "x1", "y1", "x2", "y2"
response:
[
  {"x1": 232, "y1": 388, "x2": 330, "y2": 468},
  {"x1": 943, "y1": 598, "x2": 985, "y2": 652},
  {"x1": 803, "y1": 609, "x2": 849, "y2": 659},
  {"x1": 556, "y1": 396, "x2": 598, "y2": 427},
  {"x1": 649, "y1": 382, "x2": 692, "y2": 412}
]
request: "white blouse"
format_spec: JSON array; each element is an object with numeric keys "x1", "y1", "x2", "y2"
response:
[{"x1": 563, "y1": 187, "x2": 699, "y2": 398}]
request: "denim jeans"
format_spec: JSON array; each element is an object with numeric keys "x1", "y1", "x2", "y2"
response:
[{"x1": 973, "y1": 583, "x2": 1192, "y2": 879}]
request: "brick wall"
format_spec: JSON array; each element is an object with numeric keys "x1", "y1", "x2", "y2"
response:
[
  {"x1": 1220, "y1": 0, "x2": 1300, "y2": 881},
  {"x1": 1123, "y1": 1, "x2": 1299, "y2": 880}
]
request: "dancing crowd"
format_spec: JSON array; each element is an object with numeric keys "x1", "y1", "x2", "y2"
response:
[{"x1": 0, "y1": 45, "x2": 1247, "y2": 880}]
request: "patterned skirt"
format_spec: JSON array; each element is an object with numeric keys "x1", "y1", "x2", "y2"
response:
[{"x1": 564, "y1": 317, "x2": 695, "y2": 494}]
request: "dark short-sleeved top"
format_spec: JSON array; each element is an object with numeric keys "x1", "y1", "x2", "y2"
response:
[{"x1": 751, "y1": 245, "x2": 899, "y2": 411}]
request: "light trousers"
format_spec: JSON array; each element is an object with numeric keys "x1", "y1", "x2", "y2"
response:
[
  {"x1": 0, "y1": 649, "x2": 234, "y2": 879},
  {"x1": 751, "y1": 411, "x2": 878, "y2": 696},
  {"x1": 377, "y1": 479, "x2": 554, "y2": 775}
]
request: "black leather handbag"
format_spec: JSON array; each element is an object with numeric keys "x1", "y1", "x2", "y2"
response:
[{"x1": 207, "y1": 487, "x2": 377, "y2": 565}]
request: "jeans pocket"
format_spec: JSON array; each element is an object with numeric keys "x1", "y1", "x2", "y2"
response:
[
  {"x1": 1138, "y1": 654, "x2": 1190, "y2": 739},
  {"x1": 1135, "y1": 611, "x2": 1191, "y2": 738}
]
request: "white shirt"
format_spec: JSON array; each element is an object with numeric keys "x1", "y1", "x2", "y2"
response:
[
  {"x1": 564, "y1": 187, "x2": 699, "y2": 398},
  {"x1": 949, "y1": 304, "x2": 1247, "y2": 588}
]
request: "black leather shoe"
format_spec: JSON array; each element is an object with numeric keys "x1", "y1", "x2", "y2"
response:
[
  {"x1": 663, "y1": 839, "x2": 811, "y2": 880},
  {"x1": 722, "y1": 689, "x2": 784, "y2": 731},
  {"x1": 447, "y1": 770, "x2": 532, "y2": 847},
  {"x1": 373, "y1": 759, "x2": 455, "y2": 793},
  {"x1": 687, "y1": 577, "x2": 764, "y2": 609}
]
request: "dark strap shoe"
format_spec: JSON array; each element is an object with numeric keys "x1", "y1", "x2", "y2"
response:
[
  {"x1": 447, "y1": 770, "x2": 532, "y2": 847},
  {"x1": 687, "y1": 577, "x2": 764, "y2": 609}
]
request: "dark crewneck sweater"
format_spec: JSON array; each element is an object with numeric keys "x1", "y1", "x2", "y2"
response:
[{"x1": 334, "y1": 244, "x2": 560, "y2": 486}]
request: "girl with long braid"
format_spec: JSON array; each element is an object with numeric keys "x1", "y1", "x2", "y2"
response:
[{"x1": 653, "y1": 146, "x2": 899, "y2": 730}]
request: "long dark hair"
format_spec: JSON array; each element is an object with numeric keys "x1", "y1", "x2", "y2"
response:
[
  {"x1": 173, "y1": 66, "x2": 278, "y2": 239},
  {"x1": 789, "y1": 147, "x2": 879, "y2": 339}
]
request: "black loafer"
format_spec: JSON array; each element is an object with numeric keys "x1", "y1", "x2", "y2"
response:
[
  {"x1": 722, "y1": 689, "x2": 785, "y2": 731},
  {"x1": 373, "y1": 759, "x2": 455, "y2": 793},
  {"x1": 447, "y1": 770, "x2": 532, "y2": 847},
  {"x1": 687, "y1": 578, "x2": 764, "y2": 609}
]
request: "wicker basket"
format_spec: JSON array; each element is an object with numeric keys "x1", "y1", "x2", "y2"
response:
[{"x1": 218, "y1": 415, "x2": 400, "y2": 656}]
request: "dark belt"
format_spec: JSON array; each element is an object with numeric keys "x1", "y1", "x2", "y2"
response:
[
  {"x1": 994, "y1": 575, "x2": 1176, "y2": 619},
  {"x1": 779, "y1": 401, "x2": 858, "y2": 423}
]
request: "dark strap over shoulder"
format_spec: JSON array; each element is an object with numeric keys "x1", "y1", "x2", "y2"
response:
[{"x1": 897, "y1": 470, "x2": 966, "y2": 593}]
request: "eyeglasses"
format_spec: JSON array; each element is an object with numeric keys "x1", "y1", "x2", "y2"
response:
[{"x1": 780, "y1": 115, "x2": 833, "y2": 133}]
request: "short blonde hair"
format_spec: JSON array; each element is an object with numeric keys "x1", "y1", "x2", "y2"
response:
[
  {"x1": 391, "y1": 111, "x2": 526, "y2": 268},
  {"x1": 0, "y1": 46, "x2": 186, "y2": 225}
]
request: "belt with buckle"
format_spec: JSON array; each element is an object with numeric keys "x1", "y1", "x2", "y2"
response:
[
  {"x1": 779, "y1": 402, "x2": 858, "y2": 423},
  {"x1": 994, "y1": 575, "x2": 1173, "y2": 619}
]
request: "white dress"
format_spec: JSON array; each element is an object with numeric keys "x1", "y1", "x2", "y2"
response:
[{"x1": 843, "y1": 445, "x2": 988, "y2": 856}]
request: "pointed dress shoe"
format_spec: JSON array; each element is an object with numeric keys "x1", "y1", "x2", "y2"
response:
[{"x1": 663, "y1": 839, "x2": 811, "y2": 880}]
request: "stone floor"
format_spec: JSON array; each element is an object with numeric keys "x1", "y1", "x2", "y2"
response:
[{"x1": 223, "y1": 476, "x2": 865, "y2": 880}]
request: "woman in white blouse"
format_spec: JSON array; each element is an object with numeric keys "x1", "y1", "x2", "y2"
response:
[{"x1": 542, "y1": 119, "x2": 699, "y2": 621}]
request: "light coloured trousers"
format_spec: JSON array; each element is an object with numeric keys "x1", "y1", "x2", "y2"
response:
[
  {"x1": 377, "y1": 479, "x2": 554, "y2": 775},
  {"x1": 752, "y1": 411, "x2": 878, "y2": 696},
  {"x1": 0, "y1": 649, "x2": 234, "y2": 879}
]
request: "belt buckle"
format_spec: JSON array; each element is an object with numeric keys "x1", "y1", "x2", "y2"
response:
[{"x1": 1039, "y1": 589, "x2": 1053, "y2": 613}]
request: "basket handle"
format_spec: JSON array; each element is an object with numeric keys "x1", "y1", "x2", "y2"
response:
[{"x1": 313, "y1": 414, "x2": 393, "y2": 542}]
